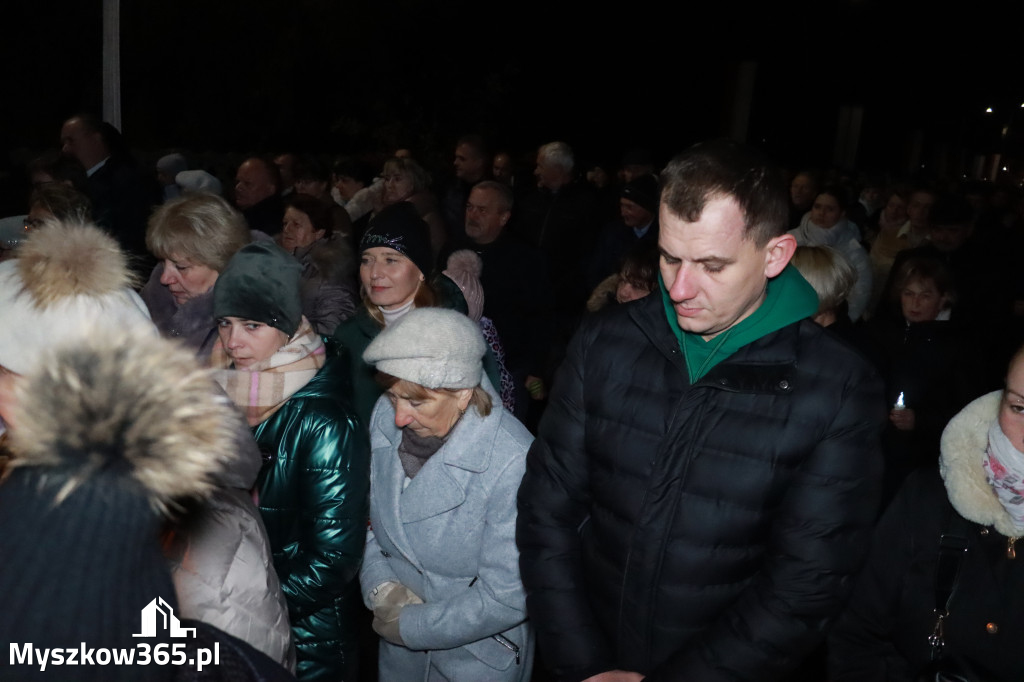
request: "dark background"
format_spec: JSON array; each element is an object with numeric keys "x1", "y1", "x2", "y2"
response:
[{"x1": 2, "y1": 0, "x2": 1022, "y2": 201}]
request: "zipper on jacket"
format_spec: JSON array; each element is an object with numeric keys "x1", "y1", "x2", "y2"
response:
[
  {"x1": 491, "y1": 634, "x2": 520, "y2": 664},
  {"x1": 1008, "y1": 536, "x2": 1019, "y2": 559}
]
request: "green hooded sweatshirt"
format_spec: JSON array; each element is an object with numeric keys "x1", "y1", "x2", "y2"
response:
[{"x1": 659, "y1": 264, "x2": 819, "y2": 383}]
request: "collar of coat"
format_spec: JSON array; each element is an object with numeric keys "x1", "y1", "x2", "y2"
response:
[
  {"x1": 629, "y1": 290, "x2": 806, "y2": 395},
  {"x1": 371, "y1": 377, "x2": 504, "y2": 525},
  {"x1": 941, "y1": 390, "x2": 1021, "y2": 537}
]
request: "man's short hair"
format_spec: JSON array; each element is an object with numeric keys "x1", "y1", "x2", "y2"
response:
[
  {"x1": 292, "y1": 155, "x2": 329, "y2": 184},
  {"x1": 660, "y1": 139, "x2": 788, "y2": 247},
  {"x1": 146, "y1": 194, "x2": 251, "y2": 271},
  {"x1": 242, "y1": 157, "x2": 282, "y2": 194},
  {"x1": 332, "y1": 156, "x2": 373, "y2": 186},
  {"x1": 472, "y1": 181, "x2": 513, "y2": 213},
  {"x1": 457, "y1": 134, "x2": 489, "y2": 159},
  {"x1": 538, "y1": 142, "x2": 574, "y2": 173}
]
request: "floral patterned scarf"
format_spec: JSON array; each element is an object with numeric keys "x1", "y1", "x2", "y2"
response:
[{"x1": 983, "y1": 419, "x2": 1024, "y2": 533}]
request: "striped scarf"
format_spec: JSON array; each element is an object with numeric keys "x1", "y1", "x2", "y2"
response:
[{"x1": 210, "y1": 317, "x2": 326, "y2": 426}]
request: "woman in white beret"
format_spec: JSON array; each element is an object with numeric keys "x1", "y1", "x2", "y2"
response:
[{"x1": 360, "y1": 307, "x2": 535, "y2": 681}]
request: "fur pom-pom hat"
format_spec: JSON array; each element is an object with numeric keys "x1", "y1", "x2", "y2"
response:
[
  {"x1": 363, "y1": 307, "x2": 485, "y2": 389},
  {"x1": 0, "y1": 220, "x2": 154, "y2": 375},
  {"x1": 0, "y1": 327, "x2": 239, "y2": 664}
]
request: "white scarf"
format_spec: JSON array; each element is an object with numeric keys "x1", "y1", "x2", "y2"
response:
[{"x1": 983, "y1": 419, "x2": 1024, "y2": 533}]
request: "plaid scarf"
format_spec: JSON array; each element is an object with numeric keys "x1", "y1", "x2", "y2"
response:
[{"x1": 210, "y1": 317, "x2": 326, "y2": 426}]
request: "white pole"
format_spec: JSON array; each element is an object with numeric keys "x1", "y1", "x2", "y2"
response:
[{"x1": 102, "y1": 0, "x2": 122, "y2": 131}]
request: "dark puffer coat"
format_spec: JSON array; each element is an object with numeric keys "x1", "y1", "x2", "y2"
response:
[
  {"x1": 253, "y1": 353, "x2": 370, "y2": 681},
  {"x1": 517, "y1": 292, "x2": 885, "y2": 682},
  {"x1": 828, "y1": 391, "x2": 1024, "y2": 682}
]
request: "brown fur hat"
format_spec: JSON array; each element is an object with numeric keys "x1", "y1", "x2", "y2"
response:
[{"x1": 5, "y1": 326, "x2": 237, "y2": 513}]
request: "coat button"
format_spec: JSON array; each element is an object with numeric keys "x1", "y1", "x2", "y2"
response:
[
  {"x1": 718, "y1": 378, "x2": 729, "y2": 387},
  {"x1": 381, "y1": 550, "x2": 391, "y2": 558},
  {"x1": 980, "y1": 528, "x2": 990, "y2": 536},
  {"x1": 986, "y1": 622, "x2": 999, "y2": 634},
  {"x1": 778, "y1": 380, "x2": 790, "y2": 390}
]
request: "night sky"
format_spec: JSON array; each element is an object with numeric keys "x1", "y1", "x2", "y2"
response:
[{"x1": 3, "y1": 0, "x2": 1021, "y2": 190}]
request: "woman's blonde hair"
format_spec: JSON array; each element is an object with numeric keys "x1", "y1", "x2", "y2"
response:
[
  {"x1": 381, "y1": 157, "x2": 432, "y2": 194},
  {"x1": 790, "y1": 245, "x2": 855, "y2": 315},
  {"x1": 146, "y1": 194, "x2": 250, "y2": 271}
]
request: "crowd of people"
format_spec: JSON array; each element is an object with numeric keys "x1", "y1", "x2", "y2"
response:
[{"x1": 1, "y1": 115, "x2": 1024, "y2": 681}]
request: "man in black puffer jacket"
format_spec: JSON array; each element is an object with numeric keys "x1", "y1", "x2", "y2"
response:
[{"x1": 517, "y1": 140, "x2": 885, "y2": 682}]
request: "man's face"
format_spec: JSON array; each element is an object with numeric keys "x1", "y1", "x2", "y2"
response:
[
  {"x1": 465, "y1": 187, "x2": 510, "y2": 245},
  {"x1": 492, "y1": 153, "x2": 512, "y2": 183},
  {"x1": 274, "y1": 154, "x2": 296, "y2": 189},
  {"x1": 60, "y1": 118, "x2": 104, "y2": 167},
  {"x1": 860, "y1": 186, "x2": 882, "y2": 208},
  {"x1": 659, "y1": 196, "x2": 789, "y2": 340},
  {"x1": 620, "y1": 198, "x2": 653, "y2": 228},
  {"x1": 907, "y1": 191, "x2": 935, "y2": 227},
  {"x1": 790, "y1": 174, "x2": 816, "y2": 209},
  {"x1": 929, "y1": 222, "x2": 971, "y2": 253},
  {"x1": 234, "y1": 159, "x2": 276, "y2": 209},
  {"x1": 535, "y1": 153, "x2": 564, "y2": 190},
  {"x1": 454, "y1": 143, "x2": 485, "y2": 183}
]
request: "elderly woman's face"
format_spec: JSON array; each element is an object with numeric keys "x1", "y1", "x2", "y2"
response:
[
  {"x1": 386, "y1": 383, "x2": 473, "y2": 439},
  {"x1": 900, "y1": 277, "x2": 946, "y2": 324},
  {"x1": 360, "y1": 247, "x2": 423, "y2": 310},
  {"x1": 217, "y1": 317, "x2": 289, "y2": 369},
  {"x1": 281, "y1": 207, "x2": 325, "y2": 252},
  {"x1": 382, "y1": 170, "x2": 415, "y2": 205},
  {"x1": 999, "y1": 357, "x2": 1024, "y2": 453},
  {"x1": 159, "y1": 254, "x2": 219, "y2": 306}
]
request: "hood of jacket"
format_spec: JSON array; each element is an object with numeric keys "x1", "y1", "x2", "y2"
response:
[
  {"x1": 940, "y1": 390, "x2": 1020, "y2": 537},
  {"x1": 791, "y1": 213, "x2": 861, "y2": 249}
]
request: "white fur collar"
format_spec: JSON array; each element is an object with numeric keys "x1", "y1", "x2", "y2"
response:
[{"x1": 940, "y1": 391, "x2": 1021, "y2": 537}]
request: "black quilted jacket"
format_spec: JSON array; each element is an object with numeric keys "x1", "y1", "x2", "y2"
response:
[{"x1": 517, "y1": 292, "x2": 885, "y2": 682}]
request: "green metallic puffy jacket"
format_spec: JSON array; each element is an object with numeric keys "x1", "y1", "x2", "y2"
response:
[{"x1": 252, "y1": 352, "x2": 370, "y2": 682}]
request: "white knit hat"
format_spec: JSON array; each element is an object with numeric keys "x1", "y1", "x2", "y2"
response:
[
  {"x1": 362, "y1": 307, "x2": 485, "y2": 389},
  {"x1": 176, "y1": 169, "x2": 223, "y2": 196},
  {"x1": 0, "y1": 221, "x2": 155, "y2": 375}
]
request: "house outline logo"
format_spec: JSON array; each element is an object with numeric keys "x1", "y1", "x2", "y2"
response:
[{"x1": 132, "y1": 597, "x2": 196, "y2": 639}]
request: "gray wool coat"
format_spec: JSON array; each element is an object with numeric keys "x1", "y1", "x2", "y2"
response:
[{"x1": 360, "y1": 385, "x2": 534, "y2": 682}]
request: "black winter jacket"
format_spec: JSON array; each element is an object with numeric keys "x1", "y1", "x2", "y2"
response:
[
  {"x1": 829, "y1": 391, "x2": 1024, "y2": 682},
  {"x1": 517, "y1": 292, "x2": 885, "y2": 682}
]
